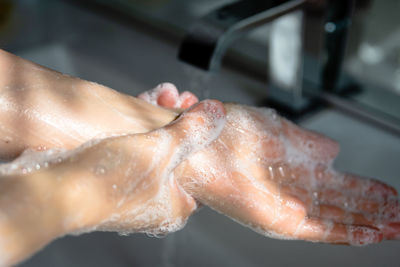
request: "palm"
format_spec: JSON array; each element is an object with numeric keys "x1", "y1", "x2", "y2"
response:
[{"x1": 175, "y1": 104, "x2": 399, "y2": 245}]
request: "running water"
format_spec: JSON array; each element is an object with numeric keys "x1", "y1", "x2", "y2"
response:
[
  {"x1": 161, "y1": 234, "x2": 177, "y2": 267},
  {"x1": 158, "y1": 63, "x2": 213, "y2": 267},
  {"x1": 160, "y1": 227, "x2": 193, "y2": 267},
  {"x1": 181, "y1": 64, "x2": 213, "y2": 100}
]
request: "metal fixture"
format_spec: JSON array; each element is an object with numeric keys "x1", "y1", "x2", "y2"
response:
[{"x1": 178, "y1": 0, "x2": 355, "y2": 113}]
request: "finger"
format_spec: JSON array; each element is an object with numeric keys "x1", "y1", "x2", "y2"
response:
[
  {"x1": 316, "y1": 204, "x2": 372, "y2": 225},
  {"x1": 281, "y1": 183, "x2": 400, "y2": 225},
  {"x1": 273, "y1": 163, "x2": 397, "y2": 206},
  {"x1": 315, "y1": 166, "x2": 398, "y2": 199},
  {"x1": 314, "y1": 169, "x2": 398, "y2": 218},
  {"x1": 281, "y1": 185, "x2": 372, "y2": 225},
  {"x1": 150, "y1": 100, "x2": 226, "y2": 166},
  {"x1": 317, "y1": 187, "x2": 398, "y2": 215},
  {"x1": 382, "y1": 222, "x2": 400, "y2": 240},
  {"x1": 156, "y1": 83, "x2": 180, "y2": 108},
  {"x1": 304, "y1": 186, "x2": 399, "y2": 224},
  {"x1": 137, "y1": 82, "x2": 180, "y2": 108},
  {"x1": 293, "y1": 217, "x2": 383, "y2": 245},
  {"x1": 275, "y1": 183, "x2": 381, "y2": 244},
  {"x1": 337, "y1": 173, "x2": 397, "y2": 199},
  {"x1": 179, "y1": 91, "x2": 199, "y2": 109},
  {"x1": 317, "y1": 206, "x2": 400, "y2": 241}
]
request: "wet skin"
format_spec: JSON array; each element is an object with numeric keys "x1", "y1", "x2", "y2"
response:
[
  {"x1": 0, "y1": 100, "x2": 225, "y2": 266},
  {"x1": 0, "y1": 49, "x2": 399, "y2": 266},
  {"x1": 145, "y1": 85, "x2": 399, "y2": 244}
]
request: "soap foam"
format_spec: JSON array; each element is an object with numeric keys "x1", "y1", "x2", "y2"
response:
[
  {"x1": 98, "y1": 173, "x2": 190, "y2": 237},
  {"x1": 94, "y1": 102, "x2": 224, "y2": 237},
  {"x1": 0, "y1": 133, "x2": 114, "y2": 177},
  {"x1": 0, "y1": 148, "x2": 67, "y2": 176},
  {"x1": 137, "y1": 83, "x2": 180, "y2": 108},
  {"x1": 346, "y1": 225, "x2": 380, "y2": 246}
]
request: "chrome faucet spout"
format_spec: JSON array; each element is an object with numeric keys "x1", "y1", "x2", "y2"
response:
[
  {"x1": 178, "y1": 0, "x2": 306, "y2": 71},
  {"x1": 178, "y1": 0, "x2": 356, "y2": 114}
]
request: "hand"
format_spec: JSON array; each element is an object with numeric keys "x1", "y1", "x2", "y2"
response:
[
  {"x1": 78, "y1": 100, "x2": 225, "y2": 235},
  {"x1": 141, "y1": 85, "x2": 400, "y2": 245},
  {"x1": 0, "y1": 100, "x2": 225, "y2": 265}
]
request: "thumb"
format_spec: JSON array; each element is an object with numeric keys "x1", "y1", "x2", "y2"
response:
[{"x1": 150, "y1": 100, "x2": 226, "y2": 167}]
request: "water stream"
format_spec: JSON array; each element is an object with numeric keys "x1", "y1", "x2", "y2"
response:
[
  {"x1": 159, "y1": 63, "x2": 213, "y2": 267},
  {"x1": 181, "y1": 63, "x2": 213, "y2": 100}
]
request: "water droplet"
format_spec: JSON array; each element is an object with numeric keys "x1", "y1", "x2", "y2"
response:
[
  {"x1": 10, "y1": 164, "x2": 18, "y2": 170},
  {"x1": 57, "y1": 157, "x2": 63, "y2": 163},
  {"x1": 146, "y1": 232, "x2": 155, "y2": 238},
  {"x1": 112, "y1": 184, "x2": 117, "y2": 190},
  {"x1": 268, "y1": 166, "x2": 274, "y2": 180},
  {"x1": 313, "y1": 192, "x2": 319, "y2": 198},
  {"x1": 95, "y1": 165, "x2": 106, "y2": 175},
  {"x1": 278, "y1": 166, "x2": 285, "y2": 177},
  {"x1": 35, "y1": 163, "x2": 41, "y2": 170},
  {"x1": 344, "y1": 202, "x2": 349, "y2": 208},
  {"x1": 118, "y1": 231, "x2": 129, "y2": 236},
  {"x1": 271, "y1": 111, "x2": 277, "y2": 121},
  {"x1": 146, "y1": 232, "x2": 167, "y2": 238},
  {"x1": 21, "y1": 167, "x2": 32, "y2": 174},
  {"x1": 43, "y1": 162, "x2": 49, "y2": 168},
  {"x1": 37, "y1": 145, "x2": 47, "y2": 151},
  {"x1": 154, "y1": 233, "x2": 168, "y2": 238}
]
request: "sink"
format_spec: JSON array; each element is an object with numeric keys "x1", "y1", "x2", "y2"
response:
[{"x1": 2, "y1": 1, "x2": 399, "y2": 266}]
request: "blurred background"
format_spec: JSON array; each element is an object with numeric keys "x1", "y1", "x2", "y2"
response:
[{"x1": 1, "y1": 0, "x2": 399, "y2": 266}]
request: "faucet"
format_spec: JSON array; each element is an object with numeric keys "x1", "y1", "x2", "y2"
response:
[{"x1": 178, "y1": 0, "x2": 355, "y2": 114}]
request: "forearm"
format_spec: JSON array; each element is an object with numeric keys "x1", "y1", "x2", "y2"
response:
[
  {"x1": 0, "y1": 101, "x2": 216, "y2": 265},
  {"x1": 0, "y1": 49, "x2": 182, "y2": 265},
  {"x1": 0, "y1": 208, "x2": 59, "y2": 266},
  {"x1": 0, "y1": 155, "x2": 120, "y2": 266},
  {"x1": 0, "y1": 49, "x2": 177, "y2": 159},
  {"x1": 0, "y1": 172, "x2": 70, "y2": 266}
]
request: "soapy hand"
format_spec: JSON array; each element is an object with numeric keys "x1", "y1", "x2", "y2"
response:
[
  {"x1": 2, "y1": 48, "x2": 399, "y2": 266},
  {"x1": 0, "y1": 100, "x2": 225, "y2": 265},
  {"x1": 84, "y1": 100, "x2": 225, "y2": 235},
  {"x1": 143, "y1": 85, "x2": 400, "y2": 245}
]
